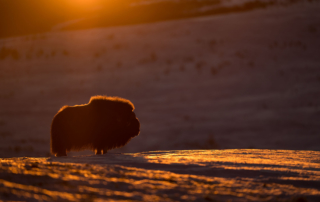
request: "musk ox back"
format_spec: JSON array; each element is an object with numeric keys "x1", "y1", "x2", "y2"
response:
[{"x1": 50, "y1": 96, "x2": 140, "y2": 157}]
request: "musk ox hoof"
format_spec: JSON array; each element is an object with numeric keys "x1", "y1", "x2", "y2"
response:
[
  {"x1": 50, "y1": 95, "x2": 140, "y2": 157},
  {"x1": 55, "y1": 151, "x2": 67, "y2": 157}
]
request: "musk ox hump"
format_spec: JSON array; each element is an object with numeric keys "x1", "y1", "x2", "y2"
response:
[{"x1": 89, "y1": 95, "x2": 134, "y2": 111}]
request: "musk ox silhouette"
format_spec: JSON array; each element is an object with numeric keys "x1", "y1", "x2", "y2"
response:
[{"x1": 50, "y1": 96, "x2": 140, "y2": 157}]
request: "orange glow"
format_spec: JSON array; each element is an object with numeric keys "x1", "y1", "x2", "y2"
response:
[
  {"x1": 71, "y1": 0, "x2": 100, "y2": 8},
  {"x1": 65, "y1": 0, "x2": 103, "y2": 11},
  {"x1": 1, "y1": 150, "x2": 320, "y2": 201}
]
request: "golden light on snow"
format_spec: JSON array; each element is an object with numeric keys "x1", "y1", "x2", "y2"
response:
[
  {"x1": 0, "y1": 150, "x2": 320, "y2": 201},
  {"x1": 135, "y1": 149, "x2": 320, "y2": 169}
]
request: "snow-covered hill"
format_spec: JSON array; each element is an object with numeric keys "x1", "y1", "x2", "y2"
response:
[{"x1": 0, "y1": 1, "x2": 320, "y2": 158}]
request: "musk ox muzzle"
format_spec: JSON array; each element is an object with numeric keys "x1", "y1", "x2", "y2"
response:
[{"x1": 50, "y1": 96, "x2": 140, "y2": 157}]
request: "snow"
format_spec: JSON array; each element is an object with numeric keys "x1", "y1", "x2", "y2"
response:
[{"x1": 1, "y1": 149, "x2": 320, "y2": 201}]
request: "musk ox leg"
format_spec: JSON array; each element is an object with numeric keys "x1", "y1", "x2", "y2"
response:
[
  {"x1": 102, "y1": 149, "x2": 108, "y2": 154},
  {"x1": 95, "y1": 149, "x2": 102, "y2": 155},
  {"x1": 51, "y1": 137, "x2": 67, "y2": 157}
]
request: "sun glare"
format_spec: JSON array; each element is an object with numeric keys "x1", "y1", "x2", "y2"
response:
[
  {"x1": 77, "y1": 0, "x2": 97, "y2": 6},
  {"x1": 68, "y1": 0, "x2": 102, "y2": 10}
]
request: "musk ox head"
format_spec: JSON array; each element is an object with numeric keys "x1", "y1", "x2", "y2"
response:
[{"x1": 50, "y1": 96, "x2": 140, "y2": 157}]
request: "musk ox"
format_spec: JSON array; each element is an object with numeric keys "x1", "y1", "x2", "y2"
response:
[{"x1": 50, "y1": 96, "x2": 140, "y2": 157}]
